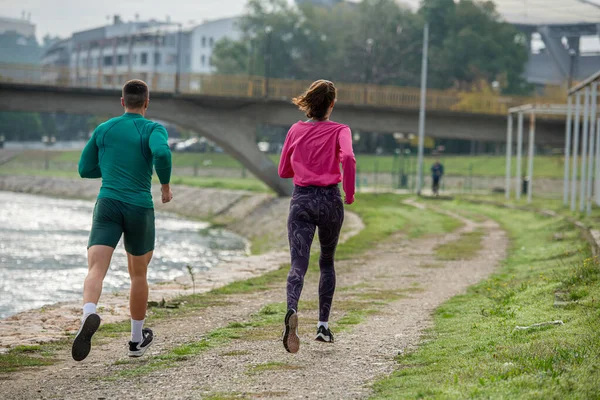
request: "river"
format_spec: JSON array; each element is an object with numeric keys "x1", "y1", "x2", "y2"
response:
[{"x1": 0, "y1": 191, "x2": 247, "y2": 319}]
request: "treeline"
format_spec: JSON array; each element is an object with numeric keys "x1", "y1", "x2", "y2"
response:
[
  {"x1": 213, "y1": 0, "x2": 531, "y2": 95},
  {"x1": 0, "y1": 112, "x2": 99, "y2": 141}
]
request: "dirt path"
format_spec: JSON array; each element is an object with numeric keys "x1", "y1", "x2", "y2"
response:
[{"x1": 0, "y1": 202, "x2": 508, "y2": 399}]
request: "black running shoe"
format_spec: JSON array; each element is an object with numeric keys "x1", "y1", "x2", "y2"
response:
[
  {"x1": 128, "y1": 328, "x2": 154, "y2": 357},
  {"x1": 315, "y1": 325, "x2": 334, "y2": 343},
  {"x1": 283, "y1": 309, "x2": 300, "y2": 353},
  {"x1": 72, "y1": 313, "x2": 101, "y2": 361}
]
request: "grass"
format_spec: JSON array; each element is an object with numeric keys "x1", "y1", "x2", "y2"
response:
[
  {"x1": 371, "y1": 200, "x2": 600, "y2": 399},
  {"x1": 0, "y1": 343, "x2": 62, "y2": 373},
  {"x1": 464, "y1": 192, "x2": 600, "y2": 232},
  {"x1": 434, "y1": 229, "x2": 485, "y2": 261},
  {"x1": 3, "y1": 150, "x2": 575, "y2": 179}
]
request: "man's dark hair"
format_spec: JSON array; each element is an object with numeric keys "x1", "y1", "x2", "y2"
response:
[{"x1": 122, "y1": 79, "x2": 149, "y2": 109}]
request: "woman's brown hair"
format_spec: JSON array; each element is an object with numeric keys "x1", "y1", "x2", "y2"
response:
[{"x1": 292, "y1": 80, "x2": 336, "y2": 120}]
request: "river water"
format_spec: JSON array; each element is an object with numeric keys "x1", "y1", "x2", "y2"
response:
[{"x1": 0, "y1": 191, "x2": 247, "y2": 319}]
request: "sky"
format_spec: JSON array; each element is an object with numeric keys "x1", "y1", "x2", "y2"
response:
[
  {"x1": 0, "y1": 0, "x2": 598, "y2": 45},
  {"x1": 0, "y1": 0, "x2": 261, "y2": 39}
]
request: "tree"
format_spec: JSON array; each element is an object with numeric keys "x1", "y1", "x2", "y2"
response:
[
  {"x1": 422, "y1": 0, "x2": 530, "y2": 94},
  {"x1": 213, "y1": 0, "x2": 532, "y2": 94},
  {"x1": 0, "y1": 112, "x2": 44, "y2": 141},
  {"x1": 211, "y1": 38, "x2": 250, "y2": 75}
]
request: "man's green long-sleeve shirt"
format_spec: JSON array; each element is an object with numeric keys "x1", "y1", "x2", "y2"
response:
[{"x1": 78, "y1": 113, "x2": 172, "y2": 209}]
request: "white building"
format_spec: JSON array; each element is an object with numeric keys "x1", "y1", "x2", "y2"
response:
[
  {"x1": 39, "y1": 15, "x2": 241, "y2": 91},
  {"x1": 190, "y1": 17, "x2": 241, "y2": 74},
  {"x1": 0, "y1": 15, "x2": 35, "y2": 37}
]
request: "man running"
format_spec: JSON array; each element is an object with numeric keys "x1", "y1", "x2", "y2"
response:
[
  {"x1": 72, "y1": 79, "x2": 172, "y2": 361},
  {"x1": 279, "y1": 80, "x2": 356, "y2": 353}
]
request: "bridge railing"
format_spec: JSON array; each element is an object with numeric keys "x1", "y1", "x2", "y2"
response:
[{"x1": 0, "y1": 63, "x2": 565, "y2": 116}]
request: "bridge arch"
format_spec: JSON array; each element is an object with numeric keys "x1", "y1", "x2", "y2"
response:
[{"x1": 0, "y1": 84, "x2": 294, "y2": 196}]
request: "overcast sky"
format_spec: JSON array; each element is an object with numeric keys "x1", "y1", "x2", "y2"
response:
[
  {"x1": 1, "y1": 0, "x2": 598, "y2": 42},
  {"x1": 0, "y1": 0, "x2": 262, "y2": 39}
]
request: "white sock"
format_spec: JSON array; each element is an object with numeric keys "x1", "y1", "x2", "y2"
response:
[
  {"x1": 317, "y1": 321, "x2": 329, "y2": 330},
  {"x1": 82, "y1": 303, "x2": 96, "y2": 320},
  {"x1": 131, "y1": 319, "x2": 145, "y2": 343}
]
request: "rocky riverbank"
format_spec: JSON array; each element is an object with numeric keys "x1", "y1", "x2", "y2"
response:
[{"x1": 0, "y1": 175, "x2": 364, "y2": 350}]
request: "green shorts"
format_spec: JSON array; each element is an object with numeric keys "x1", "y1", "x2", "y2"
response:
[{"x1": 88, "y1": 198, "x2": 155, "y2": 256}]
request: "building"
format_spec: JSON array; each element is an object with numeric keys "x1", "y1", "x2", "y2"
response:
[
  {"x1": 40, "y1": 15, "x2": 241, "y2": 91},
  {"x1": 41, "y1": 38, "x2": 72, "y2": 85},
  {"x1": 190, "y1": 17, "x2": 241, "y2": 75},
  {"x1": 0, "y1": 15, "x2": 35, "y2": 37},
  {"x1": 0, "y1": 14, "x2": 42, "y2": 83}
]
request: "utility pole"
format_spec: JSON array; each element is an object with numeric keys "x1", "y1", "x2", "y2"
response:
[
  {"x1": 264, "y1": 26, "x2": 273, "y2": 98},
  {"x1": 175, "y1": 23, "x2": 183, "y2": 94},
  {"x1": 416, "y1": 23, "x2": 429, "y2": 195}
]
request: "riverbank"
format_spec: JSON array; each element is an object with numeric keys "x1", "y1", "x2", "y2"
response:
[{"x1": 0, "y1": 175, "x2": 364, "y2": 350}]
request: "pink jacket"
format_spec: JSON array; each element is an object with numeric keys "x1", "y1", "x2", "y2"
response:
[{"x1": 278, "y1": 120, "x2": 356, "y2": 204}]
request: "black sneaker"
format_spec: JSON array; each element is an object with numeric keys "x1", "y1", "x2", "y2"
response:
[
  {"x1": 128, "y1": 328, "x2": 154, "y2": 357},
  {"x1": 72, "y1": 313, "x2": 101, "y2": 361},
  {"x1": 315, "y1": 325, "x2": 334, "y2": 343},
  {"x1": 283, "y1": 309, "x2": 300, "y2": 353}
]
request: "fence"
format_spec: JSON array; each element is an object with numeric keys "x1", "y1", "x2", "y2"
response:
[
  {"x1": 0, "y1": 149, "x2": 567, "y2": 198},
  {"x1": 0, "y1": 63, "x2": 565, "y2": 117}
]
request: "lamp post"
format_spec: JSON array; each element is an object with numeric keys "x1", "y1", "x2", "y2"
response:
[
  {"x1": 153, "y1": 30, "x2": 161, "y2": 90},
  {"x1": 568, "y1": 48, "x2": 577, "y2": 89},
  {"x1": 416, "y1": 23, "x2": 429, "y2": 195},
  {"x1": 175, "y1": 23, "x2": 183, "y2": 94},
  {"x1": 264, "y1": 26, "x2": 273, "y2": 98},
  {"x1": 365, "y1": 38, "x2": 374, "y2": 84}
]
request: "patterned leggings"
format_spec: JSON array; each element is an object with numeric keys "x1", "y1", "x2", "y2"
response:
[{"x1": 286, "y1": 185, "x2": 344, "y2": 322}]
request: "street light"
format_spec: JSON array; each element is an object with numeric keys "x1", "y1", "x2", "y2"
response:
[
  {"x1": 264, "y1": 25, "x2": 273, "y2": 98},
  {"x1": 568, "y1": 48, "x2": 577, "y2": 89},
  {"x1": 175, "y1": 23, "x2": 183, "y2": 94},
  {"x1": 365, "y1": 38, "x2": 374, "y2": 84}
]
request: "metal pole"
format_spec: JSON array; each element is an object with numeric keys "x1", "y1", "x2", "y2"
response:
[
  {"x1": 587, "y1": 82, "x2": 598, "y2": 213},
  {"x1": 527, "y1": 113, "x2": 536, "y2": 204},
  {"x1": 579, "y1": 87, "x2": 590, "y2": 212},
  {"x1": 571, "y1": 93, "x2": 581, "y2": 212},
  {"x1": 596, "y1": 116, "x2": 600, "y2": 205},
  {"x1": 505, "y1": 113, "x2": 513, "y2": 199},
  {"x1": 175, "y1": 24, "x2": 182, "y2": 94},
  {"x1": 516, "y1": 112, "x2": 524, "y2": 200},
  {"x1": 563, "y1": 96, "x2": 572, "y2": 206},
  {"x1": 264, "y1": 26, "x2": 273, "y2": 98},
  {"x1": 416, "y1": 23, "x2": 429, "y2": 195}
]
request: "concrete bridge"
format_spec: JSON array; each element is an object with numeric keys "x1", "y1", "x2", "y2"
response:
[{"x1": 0, "y1": 83, "x2": 566, "y2": 196}]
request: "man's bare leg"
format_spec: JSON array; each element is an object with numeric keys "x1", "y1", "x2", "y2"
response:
[
  {"x1": 128, "y1": 251, "x2": 152, "y2": 320},
  {"x1": 127, "y1": 251, "x2": 154, "y2": 356},
  {"x1": 83, "y1": 245, "x2": 115, "y2": 305},
  {"x1": 72, "y1": 245, "x2": 114, "y2": 361}
]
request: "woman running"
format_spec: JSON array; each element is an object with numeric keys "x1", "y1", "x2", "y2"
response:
[{"x1": 279, "y1": 79, "x2": 356, "y2": 353}]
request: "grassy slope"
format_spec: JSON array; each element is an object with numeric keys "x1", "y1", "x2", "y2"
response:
[
  {"x1": 7, "y1": 150, "x2": 572, "y2": 178},
  {"x1": 372, "y1": 199, "x2": 600, "y2": 399}
]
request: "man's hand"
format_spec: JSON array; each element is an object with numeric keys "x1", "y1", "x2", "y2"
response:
[{"x1": 161, "y1": 184, "x2": 173, "y2": 203}]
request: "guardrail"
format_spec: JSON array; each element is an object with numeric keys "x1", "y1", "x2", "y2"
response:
[{"x1": 0, "y1": 63, "x2": 565, "y2": 116}]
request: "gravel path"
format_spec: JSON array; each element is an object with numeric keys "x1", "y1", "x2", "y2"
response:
[{"x1": 0, "y1": 202, "x2": 508, "y2": 399}]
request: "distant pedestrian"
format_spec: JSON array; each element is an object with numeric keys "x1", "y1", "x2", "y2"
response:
[
  {"x1": 278, "y1": 80, "x2": 356, "y2": 353},
  {"x1": 72, "y1": 79, "x2": 172, "y2": 361},
  {"x1": 431, "y1": 159, "x2": 444, "y2": 195}
]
